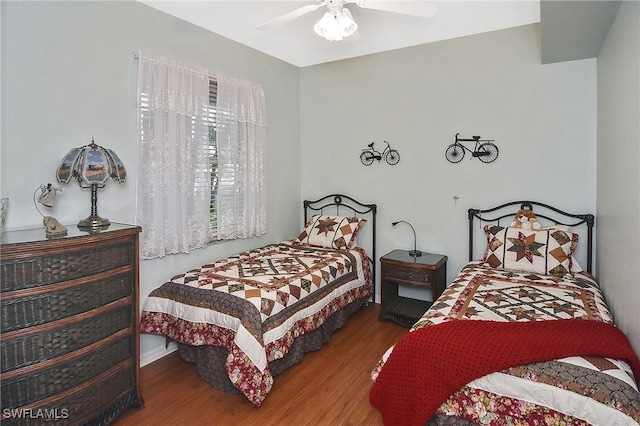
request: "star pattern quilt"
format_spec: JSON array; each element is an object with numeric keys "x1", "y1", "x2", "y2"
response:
[
  {"x1": 371, "y1": 262, "x2": 640, "y2": 425},
  {"x1": 141, "y1": 241, "x2": 372, "y2": 406}
]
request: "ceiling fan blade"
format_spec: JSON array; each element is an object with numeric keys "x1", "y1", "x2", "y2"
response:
[
  {"x1": 255, "y1": 3, "x2": 324, "y2": 31},
  {"x1": 354, "y1": 1, "x2": 437, "y2": 18}
]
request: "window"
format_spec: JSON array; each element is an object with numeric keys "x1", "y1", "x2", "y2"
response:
[{"x1": 136, "y1": 54, "x2": 266, "y2": 258}]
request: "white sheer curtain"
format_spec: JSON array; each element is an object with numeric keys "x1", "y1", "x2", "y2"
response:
[
  {"x1": 136, "y1": 52, "x2": 212, "y2": 259},
  {"x1": 216, "y1": 74, "x2": 268, "y2": 240}
]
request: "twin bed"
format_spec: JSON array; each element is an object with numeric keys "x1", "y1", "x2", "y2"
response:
[
  {"x1": 140, "y1": 194, "x2": 376, "y2": 406},
  {"x1": 371, "y1": 201, "x2": 640, "y2": 425},
  {"x1": 140, "y1": 196, "x2": 640, "y2": 424}
]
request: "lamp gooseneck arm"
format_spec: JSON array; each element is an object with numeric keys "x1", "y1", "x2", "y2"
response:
[{"x1": 392, "y1": 220, "x2": 422, "y2": 257}]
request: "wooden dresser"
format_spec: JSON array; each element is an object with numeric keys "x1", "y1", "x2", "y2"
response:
[{"x1": 0, "y1": 223, "x2": 143, "y2": 425}]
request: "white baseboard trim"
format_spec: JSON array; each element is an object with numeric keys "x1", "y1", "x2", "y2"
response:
[{"x1": 140, "y1": 341, "x2": 178, "y2": 367}]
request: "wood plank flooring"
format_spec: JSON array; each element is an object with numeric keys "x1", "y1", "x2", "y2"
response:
[{"x1": 116, "y1": 303, "x2": 406, "y2": 426}]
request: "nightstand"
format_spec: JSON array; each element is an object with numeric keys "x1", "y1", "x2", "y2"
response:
[{"x1": 379, "y1": 249, "x2": 447, "y2": 328}]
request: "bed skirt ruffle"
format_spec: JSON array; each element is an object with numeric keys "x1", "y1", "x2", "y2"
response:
[{"x1": 177, "y1": 297, "x2": 369, "y2": 394}]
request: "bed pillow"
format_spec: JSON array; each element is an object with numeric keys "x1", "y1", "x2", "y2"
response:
[
  {"x1": 542, "y1": 225, "x2": 583, "y2": 272},
  {"x1": 482, "y1": 225, "x2": 579, "y2": 277},
  {"x1": 296, "y1": 215, "x2": 366, "y2": 249}
]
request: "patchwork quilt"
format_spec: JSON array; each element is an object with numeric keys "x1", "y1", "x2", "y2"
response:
[
  {"x1": 371, "y1": 262, "x2": 640, "y2": 425},
  {"x1": 141, "y1": 241, "x2": 372, "y2": 406}
]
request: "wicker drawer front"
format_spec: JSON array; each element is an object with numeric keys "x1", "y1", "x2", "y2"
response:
[
  {"x1": 1, "y1": 334, "x2": 133, "y2": 408},
  {"x1": 1, "y1": 242, "x2": 134, "y2": 292},
  {"x1": 1, "y1": 304, "x2": 132, "y2": 373},
  {"x1": 1, "y1": 273, "x2": 133, "y2": 333},
  {"x1": 385, "y1": 267, "x2": 430, "y2": 284},
  {"x1": 1, "y1": 363, "x2": 139, "y2": 426}
]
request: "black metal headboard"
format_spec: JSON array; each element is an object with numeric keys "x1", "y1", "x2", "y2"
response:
[
  {"x1": 468, "y1": 201, "x2": 595, "y2": 273},
  {"x1": 303, "y1": 194, "x2": 377, "y2": 293}
]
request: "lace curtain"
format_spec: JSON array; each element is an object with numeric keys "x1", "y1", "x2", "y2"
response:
[
  {"x1": 215, "y1": 74, "x2": 268, "y2": 240},
  {"x1": 136, "y1": 52, "x2": 212, "y2": 259}
]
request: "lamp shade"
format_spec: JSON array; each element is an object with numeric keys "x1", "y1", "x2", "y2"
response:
[
  {"x1": 55, "y1": 138, "x2": 126, "y2": 230},
  {"x1": 57, "y1": 140, "x2": 126, "y2": 187},
  {"x1": 314, "y1": 7, "x2": 357, "y2": 41}
]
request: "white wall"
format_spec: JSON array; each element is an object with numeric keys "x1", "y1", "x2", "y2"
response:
[
  {"x1": 596, "y1": 1, "x2": 640, "y2": 356},
  {"x1": 0, "y1": 1, "x2": 302, "y2": 363},
  {"x1": 300, "y1": 24, "x2": 597, "y2": 297}
]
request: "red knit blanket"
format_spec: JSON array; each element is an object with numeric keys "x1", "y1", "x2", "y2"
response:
[{"x1": 370, "y1": 319, "x2": 640, "y2": 426}]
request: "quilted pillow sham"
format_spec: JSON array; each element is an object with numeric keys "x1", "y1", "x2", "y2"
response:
[
  {"x1": 296, "y1": 215, "x2": 366, "y2": 249},
  {"x1": 482, "y1": 225, "x2": 579, "y2": 277}
]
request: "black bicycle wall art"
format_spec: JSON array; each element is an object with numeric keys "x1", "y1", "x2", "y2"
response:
[
  {"x1": 360, "y1": 141, "x2": 400, "y2": 166},
  {"x1": 445, "y1": 133, "x2": 499, "y2": 163}
]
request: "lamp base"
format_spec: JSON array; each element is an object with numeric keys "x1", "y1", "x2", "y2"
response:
[
  {"x1": 409, "y1": 250, "x2": 422, "y2": 257},
  {"x1": 77, "y1": 215, "x2": 110, "y2": 231}
]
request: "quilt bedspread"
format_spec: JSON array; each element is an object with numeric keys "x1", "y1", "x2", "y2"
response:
[
  {"x1": 371, "y1": 262, "x2": 640, "y2": 425},
  {"x1": 141, "y1": 241, "x2": 372, "y2": 406}
]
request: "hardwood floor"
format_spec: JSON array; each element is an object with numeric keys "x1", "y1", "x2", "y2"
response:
[{"x1": 116, "y1": 303, "x2": 406, "y2": 426}]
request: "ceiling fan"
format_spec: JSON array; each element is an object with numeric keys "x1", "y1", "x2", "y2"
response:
[{"x1": 255, "y1": 0, "x2": 438, "y2": 41}]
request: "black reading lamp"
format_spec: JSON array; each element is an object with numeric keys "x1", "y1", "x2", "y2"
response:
[{"x1": 392, "y1": 220, "x2": 422, "y2": 257}]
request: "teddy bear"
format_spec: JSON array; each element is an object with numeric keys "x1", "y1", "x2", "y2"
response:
[{"x1": 510, "y1": 209, "x2": 541, "y2": 231}]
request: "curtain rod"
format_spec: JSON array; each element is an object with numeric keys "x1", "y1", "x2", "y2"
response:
[{"x1": 134, "y1": 53, "x2": 210, "y2": 78}]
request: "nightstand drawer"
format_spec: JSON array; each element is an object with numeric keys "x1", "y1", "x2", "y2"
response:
[{"x1": 385, "y1": 267, "x2": 430, "y2": 284}]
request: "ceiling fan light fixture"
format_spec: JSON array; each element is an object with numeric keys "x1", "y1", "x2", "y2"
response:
[{"x1": 313, "y1": 7, "x2": 357, "y2": 41}]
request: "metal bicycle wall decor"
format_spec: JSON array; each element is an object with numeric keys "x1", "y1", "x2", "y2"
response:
[
  {"x1": 445, "y1": 133, "x2": 499, "y2": 163},
  {"x1": 360, "y1": 141, "x2": 400, "y2": 166}
]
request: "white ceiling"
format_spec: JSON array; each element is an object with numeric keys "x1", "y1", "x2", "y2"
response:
[{"x1": 139, "y1": 1, "x2": 542, "y2": 67}]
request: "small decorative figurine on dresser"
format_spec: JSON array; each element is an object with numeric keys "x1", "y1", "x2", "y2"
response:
[{"x1": 0, "y1": 197, "x2": 8, "y2": 235}]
